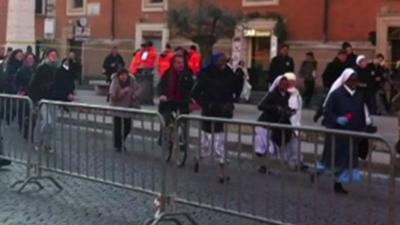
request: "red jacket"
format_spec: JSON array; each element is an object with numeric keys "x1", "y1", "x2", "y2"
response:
[
  {"x1": 157, "y1": 49, "x2": 174, "y2": 77},
  {"x1": 188, "y1": 49, "x2": 201, "y2": 74},
  {"x1": 129, "y1": 50, "x2": 142, "y2": 75},
  {"x1": 141, "y1": 47, "x2": 157, "y2": 69}
]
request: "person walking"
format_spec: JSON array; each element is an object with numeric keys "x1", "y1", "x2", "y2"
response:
[
  {"x1": 370, "y1": 54, "x2": 390, "y2": 114},
  {"x1": 67, "y1": 50, "x2": 82, "y2": 86},
  {"x1": 299, "y1": 52, "x2": 317, "y2": 107},
  {"x1": 15, "y1": 53, "x2": 36, "y2": 96},
  {"x1": 109, "y1": 68, "x2": 140, "y2": 152},
  {"x1": 129, "y1": 44, "x2": 145, "y2": 75},
  {"x1": 254, "y1": 76, "x2": 291, "y2": 174},
  {"x1": 28, "y1": 49, "x2": 60, "y2": 152},
  {"x1": 282, "y1": 72, "x2": 306, "y2": 169},
  {"x1": 342, "y1": 42, "x2": 358, "y2": 68},
  {"x1": 322, "y1": 50, "x2": 348, "y2": 90},
  {"x1": 102, "y1": 47, "x2": 125, "y2": 83},
  {"x1": 14, "y1": 53, "x2": 36, "y2": 140},
  {"x1": 268, "y1": 44, "x2": 294, "y2": 86},
  {"x1": 137, "y1": 41, "x2": 157, "y2": 105},
  {"x1": 320, "y1": 68, "x2": 372, "y2": 194},
  {"x1": 29, "y1": 49, "x2": 59, "y2": 104},
  {"x1": 4, "y1": 49, "x2": 24, "y2": 94},
  {"x1": 2, "y1": 49, "x2": 24, "y2": 125},
  {"x1": 158, "y1": 54, "x2": 194, "y2": 125},
  {"x1": 157, "y1": 43, "x2": 174, "y2": 78},
  {"x1": 191, "y1": 53, "x2": 236, "y2": 183},
  {"x1": 188, "y1": 45, "x2": 201, "y2": 75},
  {"x1": 355, "y1": 55, "x2": 376, "y2": 114},
  {"x1": 314, "y1": 50, "x2": 348, "y2": 122},
  {"x1": 50, "y1": 58, "x2": 76, "y2": 102}
]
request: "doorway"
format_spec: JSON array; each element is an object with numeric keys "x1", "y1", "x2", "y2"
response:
[
  {"x1": 68, "y1": 39, "x2": 83, "y2": 84},
  {"x1": 248, "y1": 36, "x2": 271, "y2": 91}
]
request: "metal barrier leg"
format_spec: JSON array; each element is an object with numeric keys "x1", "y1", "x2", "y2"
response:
[
  {"x1": 148, "y1": 212, "x2": 199, "y2": 225},
  {"x1": 11, "y1": 175, "x2": 63, "y2": 193}
]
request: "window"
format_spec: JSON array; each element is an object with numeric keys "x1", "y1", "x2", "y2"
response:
[
  {"x1": 242, "y1": 0, "x2": 279, "y2": 7},
  {"x1": 142, "y1": 0, "x2": 167, "y2": 12},
  {"x1": 67, "y1": 0, "x2": 86, "y2": 16},
  {"x1": 73, "y1": 0, "x2": 84, "y2": 8},
  {"x1": 35, "y1": 0, "x2": 46, "y2": 15}
]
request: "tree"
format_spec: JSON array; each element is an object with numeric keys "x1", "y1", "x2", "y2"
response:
[{"x1": 168, "y1": 0, "x2": 240, "y2": 62}]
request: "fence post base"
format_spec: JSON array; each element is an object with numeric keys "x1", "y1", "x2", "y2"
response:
[
  {"x1": 11, "y1": 176, "x2": 63, "y2": 193},
  {"x1": 145, "y1": 212, "x2": 198, "y2": 225}
]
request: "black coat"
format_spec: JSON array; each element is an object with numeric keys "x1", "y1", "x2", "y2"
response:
[
  {"x1": 50, "y1": 67, "x2": 75, "y2": 102},
  {"x1": 157, "y1": 68, "x2": 194, "y2": 114},
  {"x1": 102, "y1": 54, "x2": 125, "y2": 78},
  {"x1": 28, "y1": 63, "x2": 58, "y2": 104},
  {"x1": 15, "y1": 65, "x2": 35, "y2": 93},
  {"x1": 346, "y1": 53, "x2": 358, "y2": 68},
  {"x1": 4, "y1": 60, "x2": 23, "y2": 94},
  {"x1": 322, "y1": 58, "x2": 347, "y2": 89},
  {"x1": 269, "y1": 55, "x2": 294, "y2": 84},
  {"x1": 321, "y1": 86, "x2": 366, "y2": 172},
  {"x1": 257, "y1": 89, "x2": 291, "y2": 123},
  {"x1": 258, "y1": 88, "x2": 292, "y2": 146},
  {"x1": 367, "y1": 63, "x2": 385, "y2": 92},
  {"x1": 192, "y1": 65, "x2": 235, "y2": 132}
]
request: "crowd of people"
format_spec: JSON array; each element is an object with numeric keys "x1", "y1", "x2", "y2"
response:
[
  {"x1": 0, "y1": 47, "x2": 81, "y2": 167},
  {"x1": 0, "y1": 41, "x2": 398, "y2": 194}
]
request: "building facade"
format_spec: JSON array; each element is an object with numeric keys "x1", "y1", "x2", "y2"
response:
[{"x1": 1, "y1": 0, "x2": 400, "y2": 80}]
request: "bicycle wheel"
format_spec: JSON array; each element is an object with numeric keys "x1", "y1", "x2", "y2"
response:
[{"x1": 175, "y1": 124, "x2": 188, "y2": 167}]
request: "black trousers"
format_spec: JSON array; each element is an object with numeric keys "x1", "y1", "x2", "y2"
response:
[
  {"x1": 113, "y1": 117, "x2": 132, "y2": 149},
  {"x1": 136, "y1": 69, "x2": 154, "y2": 105},
  {"x1": 303, "y1": 79, "x2": 315, "y2": 107}
]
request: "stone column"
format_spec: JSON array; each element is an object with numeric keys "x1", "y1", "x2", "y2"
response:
[{"x1": 6, "y1": 0, "x2": 35, "y2": 50}]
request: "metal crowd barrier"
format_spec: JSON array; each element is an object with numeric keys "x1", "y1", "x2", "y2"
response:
[
  {"x1": 0, "y1": 94, "x2": 44, "y2": 190},
  {"x1": 162, "y1": 114, "x2": 398, "y2": 225},
  {"x1": 17, "y1": 100, "x2": 195, "y2": 225},
  {"x1": 2, "y1": 95, "x2": 398, "y2": 225}
]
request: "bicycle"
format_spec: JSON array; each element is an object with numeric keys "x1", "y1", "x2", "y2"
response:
[{"x1": 159, "y1": 99, "x2": 189, "y2": 167}]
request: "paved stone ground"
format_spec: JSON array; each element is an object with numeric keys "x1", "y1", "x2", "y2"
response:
[{"x1": 0, "y1": 164, "x2": 272, "y2": 225}]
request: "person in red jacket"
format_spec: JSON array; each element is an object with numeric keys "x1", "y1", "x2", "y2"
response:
[
  {"x1": 137, "y1": 41, "x2": 158, "y2": 105},
  {"x1": 157, "y1": 43, "x2": 174, "y2": 78},
  {"x1": 188, "y1": 45, "x2": 201, "y2": 75},
  {"x1": 141, "y1": 41, "x2": 157, "y2": 69},
  {"x1": 129, "y1": 44, "x2": 145, "y2": 75}
]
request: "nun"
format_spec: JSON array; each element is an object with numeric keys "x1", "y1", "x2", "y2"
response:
[
  {"x1": 281, "y1": 72, "x2": 306, "y2": 169},
  {"x1": 255, "y1": 76, "x2": 292, "y2": 174},
  {"x1": 320, "y1": 68, "x2": 372, "y2": 194}
]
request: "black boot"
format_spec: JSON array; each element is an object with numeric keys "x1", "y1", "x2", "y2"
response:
[
  {"x1": 334, "y1": 182, "x2": 348, "y2": 195},
  {"x1": 0, "y1": 159, "x2": 12, "y2": 168},
  {"x1": 258, "y1": 165, "x2": 267, "y2": 175}
]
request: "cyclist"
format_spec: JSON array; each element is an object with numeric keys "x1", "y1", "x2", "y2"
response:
[
  {"x1": 158, "y1": 54, "x2": 194, "y2": 125},
  {"x1": 157, "y1": 54, "x2": 194, "y2": 163}
]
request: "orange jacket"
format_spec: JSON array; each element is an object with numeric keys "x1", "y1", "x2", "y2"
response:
[
  {"x1": 141, "y1": 47, "x2": 157, "y2": 69},
  {"x1": 157, "y1": 49, "x2": 174, "y2": 77},
  {"x1": 129, "y1": 50, "x2": 142, "y2": 75},
  {"x1": 188, "y1": 50, "x2": 201, "y2": 74}
]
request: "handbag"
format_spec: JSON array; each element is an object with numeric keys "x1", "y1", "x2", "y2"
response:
[{"x1": 240, "y1": 80, "x2": 252, "y2": 101}]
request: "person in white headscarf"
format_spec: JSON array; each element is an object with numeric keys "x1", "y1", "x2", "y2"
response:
[
  {"x1": 320, "y1": 68, "x2": 372, "y2": 194},
  {"x1": 254, "y1": 75, "x2": 291, "y2": 174},
  {"x1": 280, "y1": 72, "x2": 306, "y2": 169}
]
